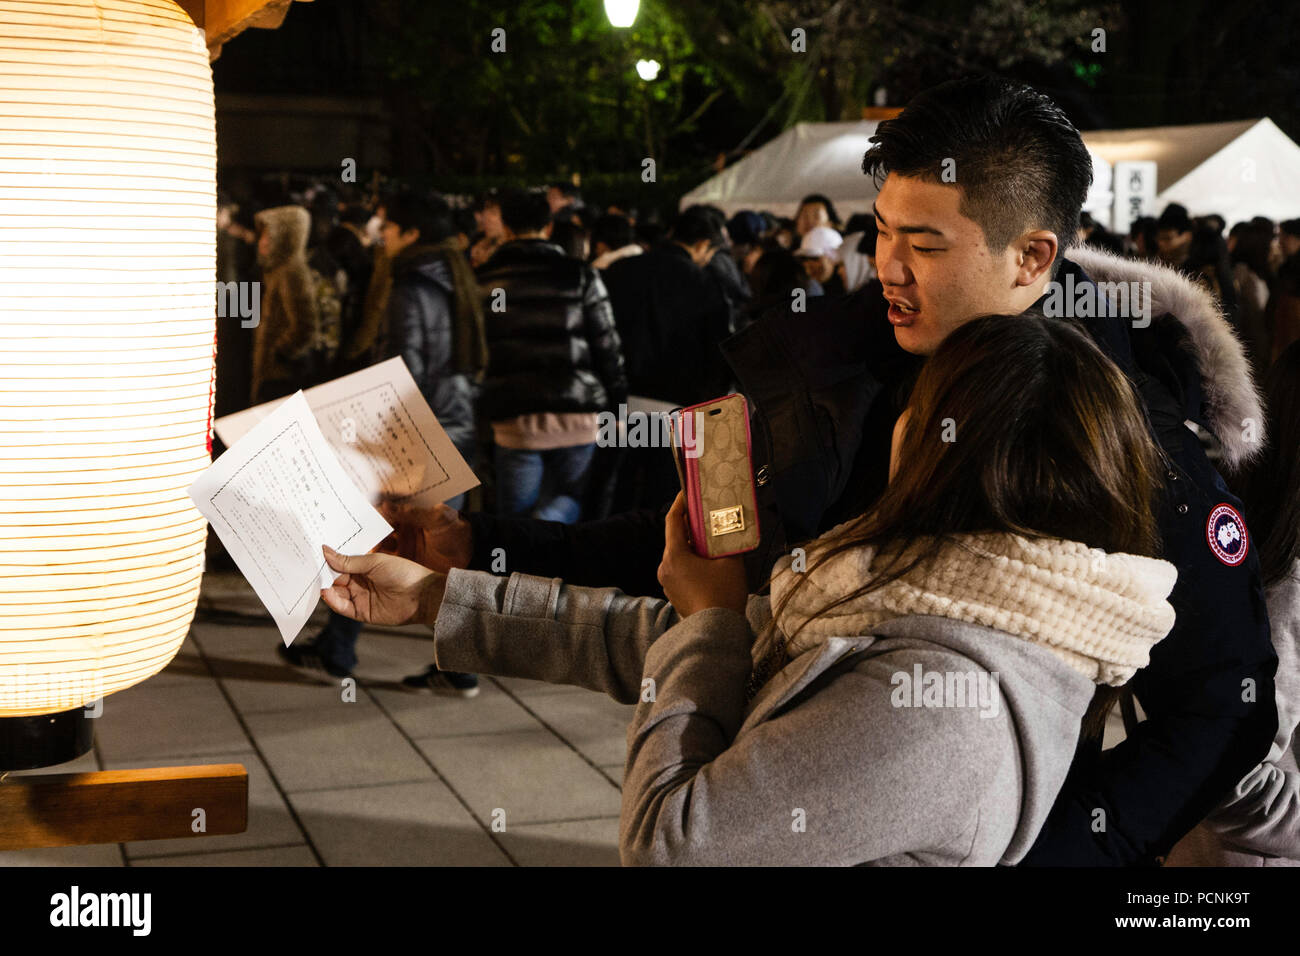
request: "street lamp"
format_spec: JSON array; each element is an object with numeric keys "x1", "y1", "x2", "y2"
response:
[
  {"x1": 636, "y1": 59, "x2": 661, "y2": 81},
  {"x1": 605, "y1": 0, "x2": 639, "y2": 28}
]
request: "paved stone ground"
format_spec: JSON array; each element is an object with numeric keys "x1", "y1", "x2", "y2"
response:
[{"x1": 1, "y1": 572, "x2": 633, "y2": 867}]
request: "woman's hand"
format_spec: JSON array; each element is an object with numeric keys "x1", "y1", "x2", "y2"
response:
[
  {"x1": 657, "y1": 492, "x2": 749, "y2": 618},
  {"x1": 320, "y1": 545, "x2": 446, "y2": 627},
  {"x1": 376, "y1": 501, "x2": 473, "y2": 574}
]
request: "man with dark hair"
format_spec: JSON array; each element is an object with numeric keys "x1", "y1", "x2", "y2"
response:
[
  {"x1": 796, "y1": 193, "x2": 841, "y2": 236},
  {"x1": 1156, "y1": 203, "x2": 1195, "y2": 268},
  {"x1": 591, "y1": 212, "x2": 642, "y2": 270},
  {"x1": 592, "y1": 206, "x2": 735, "y2": 511},
  {"x1": 327, "y1": 200, "x2": 378, "y2": 372},
  {"x1": 476, "y1": 188, "x2": 628, "y2": 527},
  {"x1": 1129, "y1": 215, "x2": 1159, "y2": 259},
  {"x1": 687, "y1": 204, "x2": 752, "y2": 330},
  {"x1": 546, "y1": 181, "x2": 583, "y2": 222},
  {"x1": 387, "y1": 76, "x2": 1277, "y2": 866},
  {"x1": 854, "y1": 79, "x2": 1273, "y2": 864},
  {"x1": 600, "y1": 206, "x2": 732, "y2": 406}
]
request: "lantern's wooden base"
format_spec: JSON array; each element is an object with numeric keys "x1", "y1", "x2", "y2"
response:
[
  {"x1": 0, "y1": 764, "x2": 248, "y2": 851},
  {"x1": 0, "y1": 709, "x2": 94, "y2": 772}
]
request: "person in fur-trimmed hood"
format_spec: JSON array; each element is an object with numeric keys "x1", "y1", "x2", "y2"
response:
[
  {"x1": 365, "y1": 77, "x2": 1279, "y2": 866},
  {"x1": 251, "y1": 205, "x2": 320, "y2": 405}
]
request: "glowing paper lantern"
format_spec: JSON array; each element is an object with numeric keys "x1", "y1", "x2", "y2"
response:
[{"x1": 0, "y1": 0, "x2": 215, "y2": 739}]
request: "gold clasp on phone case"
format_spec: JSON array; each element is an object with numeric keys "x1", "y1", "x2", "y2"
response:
[{"x1": 710, "y1": 505, "x2": 745, "y2": 536}]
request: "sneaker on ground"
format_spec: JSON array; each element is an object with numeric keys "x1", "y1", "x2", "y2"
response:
[
  {"x1": 402, "y1": 665, "x2": 479, "y2": 698},
  {"x1": 277, "y1": 639, "x2": 354, "y2": 680}
]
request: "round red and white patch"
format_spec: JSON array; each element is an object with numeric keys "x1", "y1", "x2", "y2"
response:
[{"x1": 1206, "y1": 503, "x2": 1249, "y2": 567}]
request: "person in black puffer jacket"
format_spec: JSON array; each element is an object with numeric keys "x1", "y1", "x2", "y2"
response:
[{"x1": 476, "y1": 188, "x2": 628, "y2": 523}]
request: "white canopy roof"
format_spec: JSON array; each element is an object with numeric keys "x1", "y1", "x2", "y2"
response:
[
  {"x1": 682, "y1": 116, "x2": 1300, "y2": 228},
  {"x1": 679, "y1": 120, "x2": 882, "y2": 218},
  {"x1": 1082, "y1": 118, "x2": 1300, "y2": 226}
]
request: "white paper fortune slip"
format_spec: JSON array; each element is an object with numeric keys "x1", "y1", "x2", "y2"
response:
[
  {"x1": 213, "y1": 357, "x2": 479, "y2": 509},
  {"x1": 189, "y1": 391, "x2": 393, "y2": 645}
]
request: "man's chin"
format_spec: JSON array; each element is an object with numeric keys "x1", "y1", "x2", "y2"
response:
[{"x1": 893, "y1": 323, "x2": 937, "y2": 356}]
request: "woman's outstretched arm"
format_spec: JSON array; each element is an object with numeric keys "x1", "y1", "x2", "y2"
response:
[{"x1": 433, "y1": 568, "x2": 681, "y2": 704}]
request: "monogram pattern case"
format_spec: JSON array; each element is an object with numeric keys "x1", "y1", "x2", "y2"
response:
[{"x1": 669, "y1": 394, "x2": 760, "y2": 558}]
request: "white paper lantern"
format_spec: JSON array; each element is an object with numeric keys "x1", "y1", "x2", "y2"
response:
[{"x1": 0, "y1": 0, "x2": 215, "y2": 718}]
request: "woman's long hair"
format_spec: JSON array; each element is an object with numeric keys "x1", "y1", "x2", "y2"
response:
[
  {"x1": 1231, "y1": 340, "x2": 1300, "y2": 587},
  {"x1": 758, "y1": 312, "x2": 1165, "y2": 737}
]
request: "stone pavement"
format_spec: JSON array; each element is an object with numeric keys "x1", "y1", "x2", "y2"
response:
[{"x1": 1, "y1": 571, "x2": 634, "y2": 867}]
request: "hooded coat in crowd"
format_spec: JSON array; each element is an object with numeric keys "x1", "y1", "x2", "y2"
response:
[{"x1": 251, "y1": 205, "x2": 319, "y2": 404}]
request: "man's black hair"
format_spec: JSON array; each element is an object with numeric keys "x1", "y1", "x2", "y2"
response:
[
  {"x1": 549, "y1": 219, "x2": 588, "y2": 259},
  {"x1": 843, "y1": 212, "x2": 875, "y2": 236},
  {"x1": 384, "y1": 190, "x2": 455, "y2": 245},
  {"x1": 1199, "y1": 213, "x2": 1227, "y2": 235},
  {"x1": 672, "y1": 206, "x2": 724, "y2": 247},
  {"x1": 1156, "y1": 202, "x2": 1192, "y2": 233},
  {"x1": 1281, "y1": 218, "x2": 1300, "y2": 239},
  {"x1": 862, "y1": 75, "x2": 1092, "y2": 264},
  {"x1": 550, "y1": 181, "x2": 582, "y2": 202},
  {"x1": 855, "y1": 217, "x2": 879, "y2": 256},
  {"x1": 592, "y1": 213, "x2": 635, "y2": 251},
  {"x1": 499, "y1": 188, "x2": 553, "y2": 234},
  {"x1": 799, "y1": 193, "x2": 840, "y2": 227},
  {"x1": 471, "y1": 189, "x2": 500, "y2": 214}
]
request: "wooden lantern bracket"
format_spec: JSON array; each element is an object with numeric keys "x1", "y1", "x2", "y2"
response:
[{"x1": 0, "y1": 764, "x2": 248, "y2": 851}]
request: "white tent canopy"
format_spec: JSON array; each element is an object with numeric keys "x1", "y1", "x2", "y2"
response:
[
  {"x1": 682, "y1": 116, "x2": 1300, "y2": 229},
  {"x1": 1082, "y1": 118, "x2": 1300, "y2": 227},
  {"x1": 679, "y1": 120, "x2": 882, "y2": 219}
]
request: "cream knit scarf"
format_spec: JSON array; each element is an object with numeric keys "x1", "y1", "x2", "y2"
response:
[{"x1": 767, "y1": 528, "x2": 1178, "y2": 686}]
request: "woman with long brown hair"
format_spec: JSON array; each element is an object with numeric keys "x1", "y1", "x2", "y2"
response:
[{"x1": 319, "y1": 312, "x2": 1179, "y2": 865}]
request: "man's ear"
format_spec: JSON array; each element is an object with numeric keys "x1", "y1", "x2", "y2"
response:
[
  {"x1": 404, "y1": 226, "x2": 421, "y2": 247},
  {"x1": 1015, "y1": 230, "x2": 1058, "y2": 287}
]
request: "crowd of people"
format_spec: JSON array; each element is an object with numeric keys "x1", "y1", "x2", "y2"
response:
[{"x1": 211, "y1": 73, "x2": 1299, "y2": 867}]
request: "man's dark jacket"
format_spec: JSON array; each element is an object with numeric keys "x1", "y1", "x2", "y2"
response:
[
  {"x1": 601, "y1": 241, "x2": 733, "y2": 405},
  {"x1": 462, "y1": 247, "x2": 1278, "y2": 866},
  {"x1": 387, "y1": 247, "x2": 476, "y2": 458},
  {"x1": 476, "y1": 238, "x2": 627, "y2": 421}
]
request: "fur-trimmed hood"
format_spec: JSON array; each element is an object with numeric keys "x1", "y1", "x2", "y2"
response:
[
  {"x1": 255, "y1": 205, "x2": 311, "y2": 273},
  {"x1": 1067, "y1": 244, "x2": 1266, "y2": 468}
]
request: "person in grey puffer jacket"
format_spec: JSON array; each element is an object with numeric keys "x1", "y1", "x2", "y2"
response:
[
  {"x1": 281, "y1": 191, "x2": 488, "y2": 697},
  {"x1": 382, "y1": 192, "x2": 484, "y2": 464},
  {"x1": 321, "y1": 314, "x2": 1179, "y2": 865}
]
